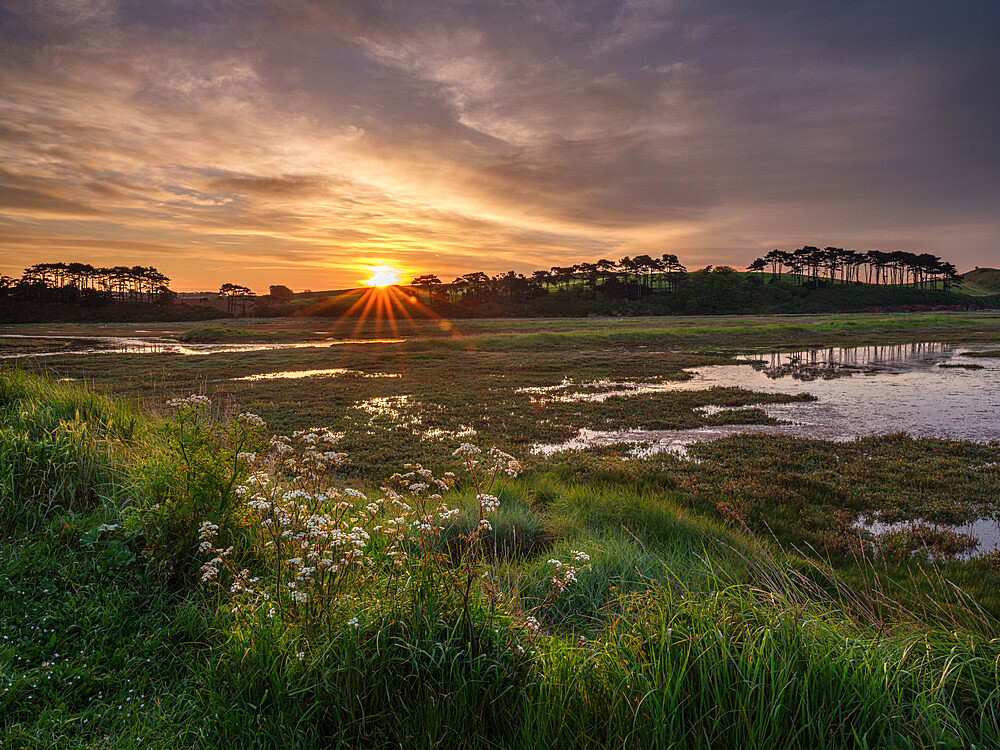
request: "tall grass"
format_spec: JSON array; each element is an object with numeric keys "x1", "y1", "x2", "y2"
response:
[
  {"x1": 0, "y1": 370, "x2": 143, "y2": 533},
  {"x1": 526, "y1": 580, "x2": 1000, "y2": 748}
]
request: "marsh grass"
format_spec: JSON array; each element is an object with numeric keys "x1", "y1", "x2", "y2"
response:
[{"x1": 3, "y1": 352, "x2": 1000, "y2": 747}]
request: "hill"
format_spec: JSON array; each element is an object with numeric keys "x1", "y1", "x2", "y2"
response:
[{"x1": 955, "y1": 267, "x2": 1000, "y2": 296}]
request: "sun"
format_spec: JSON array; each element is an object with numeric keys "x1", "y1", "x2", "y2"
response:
[{"x1": 364, "y1": 265, "x2": 401, "y2": 287}]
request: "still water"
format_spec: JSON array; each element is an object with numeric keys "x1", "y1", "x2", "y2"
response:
[
  {"x1": 533, "y1": 342, "x2": 1000, "y2": 457},
  {"x1": 531, "y1": 342, "x2": 1000, "y2": 556},
  {"x1": 0, "y1": 334, "x2": 404, "y2": 358}
]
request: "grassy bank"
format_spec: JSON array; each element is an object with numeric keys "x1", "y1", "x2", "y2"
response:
[
  {"x1": 2, "y1": 371, "x2": 999, "y2": 748},
  {"x1": 177, "y1": 327, "x2": 325, "y2": 344},
  {"x1": 955, "y1": 268, "x2": 1000, "y2": 297}
]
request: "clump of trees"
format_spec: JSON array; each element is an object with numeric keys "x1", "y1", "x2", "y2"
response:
[
  {"x1": 219, "y1": 283, "x2": 255, "y2": 314},
  {"x1": 747, "y1": 247, "x2": 959, "y2": 289},
  {"x1": 409, "y1": 253, "x2": 689, "y2": 305},
  {"x1": 0, "y1": 262, "x2": 175, "y2": 306}
]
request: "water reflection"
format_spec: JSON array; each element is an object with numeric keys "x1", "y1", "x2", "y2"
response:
[
  {"x1": 744, "y1": 342, "x2": 954, "y2": 380},
  {"x1": 233, "y1": 368, "x2": 401, "y2": 381},
  {"x1": 860, "y1": 516, "x2": 1000, "y2": 560},
  {"x1": 354, "y1": 395, "x2": 477, "y2": 441},
  {"x1": 533, "y1": 342, "x2": 1000, "y2": 456}
]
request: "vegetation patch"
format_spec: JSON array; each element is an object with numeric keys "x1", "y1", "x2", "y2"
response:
[
  {"x1": 3, "y1": 372, "x2": 1000, "y2": 747},
  {"x1": 177, "y1": 326, "x2": 322, "y2": 343},
  {"x1": 4, "y1": 311, "x2": 1000, "y2": 746}
]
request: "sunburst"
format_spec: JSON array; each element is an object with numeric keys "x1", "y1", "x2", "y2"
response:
[{"x1": 365, "y1": 265, "x2": 400, "y2": 287}]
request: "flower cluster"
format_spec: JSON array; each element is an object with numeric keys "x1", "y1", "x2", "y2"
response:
[
  {"x1": 166, "y1": 394, "x2": 211, "y2": 409},
  {"x1": 198, "y1": 522, "x2": 233, "y2": 582},
  {"x1": 381, "y1": 463, "x2": 459, "y2": 558},
  {"x1": 547, "y1": 550, "x2": 591, "y2": 592},
  {"x1": 199, "y1": 432, "x2": 465, "y2": 621},
  {"x1": 270, "y1": 428, "x2": 348, "y2": 486},
  {"x1": 237, "y1": 412, "x2": 267, "y2": 428},
  {"x1": 202, "y1": 460, "x2": 383, "y2": 613},
  {"x1": 192, "y1": 428, "x2": 587, "y2": 645},
  {"x1": 452, "y1": 445, "x2": 520, "y2": 535}
]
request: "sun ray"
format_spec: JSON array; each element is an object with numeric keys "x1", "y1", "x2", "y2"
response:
[{"x1": 290, "y1": 265, "x2": 448, "y2": 342}]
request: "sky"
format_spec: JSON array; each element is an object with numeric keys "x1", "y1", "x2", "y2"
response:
[{"x1": 1, "y1": 0, "x2": 998, "y2": 292}]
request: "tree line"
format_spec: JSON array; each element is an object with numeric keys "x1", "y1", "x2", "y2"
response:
[
  {"x1": 407, "y1": 247, "x2": 962, "y2": 306},
  {"x1": 411, "y1": 253, "x2": 688, "y2": 303},
  {"x1": 1, "y1": 246, "x2": 967, "y2": 318},
  {"x1": 1, "y1": 262, "x2": 175, "y2": 305},
  {"x1": 1, "y1": 261, "x2": 265, "y2": 316},
  {"x1": 748, "y1": 247, "x2": 959, "y2": 289}
]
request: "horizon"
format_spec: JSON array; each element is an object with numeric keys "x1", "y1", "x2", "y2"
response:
[
  {"x1": 2, "y1": 1, "x2": 999, "y2": 292},
  {"x1": 12, "y1": 251, "x2": 993, "y2": 297}
]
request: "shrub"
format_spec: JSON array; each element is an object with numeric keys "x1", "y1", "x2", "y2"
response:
[{"x1": 127, "y1": 395, "x2": 268, "y2": 584}]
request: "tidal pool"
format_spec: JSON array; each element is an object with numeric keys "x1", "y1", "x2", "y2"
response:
[
  {"x1": 860, "y1": 517, "x2": 1000, "y2": 559},
  {"x1": 533, "y1": 342, "x2": 1000, "y2": 457},
  {"x1": 532, "y1": 341, "x2": 1000, "y2": 557},
  {"x1": 0, "y1": 334, "x2": 404, "y2": 358}
]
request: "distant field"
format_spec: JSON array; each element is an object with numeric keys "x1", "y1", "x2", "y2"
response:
[
  {"x1": 6, "y1": 309, "x2": 1000, "y2": 343},
  {"x1": 4, "y1": 311, "x2": 1000, "y2": 477}
]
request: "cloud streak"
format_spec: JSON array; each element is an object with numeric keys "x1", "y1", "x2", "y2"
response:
[{"x1": 1, "y1": 0, "x2": 998, "y2": 291}]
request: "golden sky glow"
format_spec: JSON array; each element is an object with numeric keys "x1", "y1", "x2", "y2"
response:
[{"x1": 1, "y1": 1, "x2": 998, "y2": 292}]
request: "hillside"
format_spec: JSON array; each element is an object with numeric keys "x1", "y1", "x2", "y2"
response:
[{"x1": 956, "y1": 267, "x2": 1000, "y2": 296}]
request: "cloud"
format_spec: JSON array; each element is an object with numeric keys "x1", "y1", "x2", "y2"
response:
[
  {"x1": 205, "y1": 175, "x2": 339, "y2": 198},
  {"x1": 0, "y1": 185, "x2": 102, "y2": 217},
  {"x1": 1, "y1": 0, "x2": 998, "y2": 291}
]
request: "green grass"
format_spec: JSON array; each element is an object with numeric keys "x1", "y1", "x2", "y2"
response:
[
  {"x1": 955, "y1": 267, "x2": 1000, "y2": 297},
  {"x1": 527, "y1": 583, "x2": 1000, "y2": 748},
  {"x1": 0, "y1": 371, "x2": 147, "y2": 532},
  {"x1": 4, "y1": 312, "x2": 1000, "y2": 747},
  {"x1": 0, "y1": 528, "x2": 212, "y2": 749}
]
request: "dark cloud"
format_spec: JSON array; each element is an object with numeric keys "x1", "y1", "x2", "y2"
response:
[
  {"x1": 0, "y1": 184, "x2": 101, "y2": 217},
  {"x1": 206, "y1": 175, "x2": 338, "y2": 197},
  {"x1": 1, "y1": 0, "x2": 998, "y2": 291}
]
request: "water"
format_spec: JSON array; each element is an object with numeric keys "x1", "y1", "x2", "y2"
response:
[
  {"x1": 532, "y1": 341, "x2": 1000, "y2": 556},
  {"x1": 861, "y1": 517, "x2": 1000, "y2": 559},
  {"x1": 0, "y1": 334, "x2": 404, "y2": 358},
  {"x1": 354, "y1": 395, "x2": 476, "y2": 441},
  {"x1": 233, "y1": 368, "x2": 401, "y2": 381},
  {"x1": 533, "y1": 342, "x2": 1000, "y2": 457}
]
